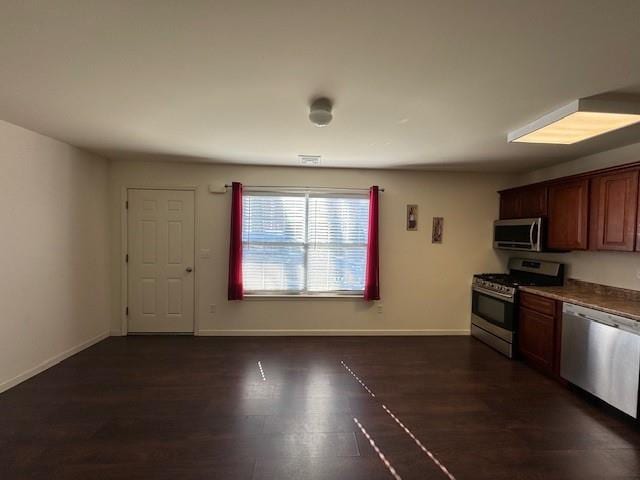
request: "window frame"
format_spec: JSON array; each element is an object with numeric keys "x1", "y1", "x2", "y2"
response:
[{"x1": 242, "y1": 189, "x2": 369, "y2": 297}]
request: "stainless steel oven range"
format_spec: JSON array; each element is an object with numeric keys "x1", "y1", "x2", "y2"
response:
[{"x1": 471, "y1": 258, "x2": 564, "y2": 358}]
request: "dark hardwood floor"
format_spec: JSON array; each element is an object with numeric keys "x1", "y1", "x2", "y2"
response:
[{"x1": 2, "y1": 336, "x2": 640, "y2": 479}]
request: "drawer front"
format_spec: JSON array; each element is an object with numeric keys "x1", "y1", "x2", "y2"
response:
[{"x1": 520, "y1": 291, "x2": 556, "y2": 316}]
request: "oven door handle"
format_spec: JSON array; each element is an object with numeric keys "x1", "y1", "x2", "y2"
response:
[{"x1": 472, "y1": 286, "x2": 515, "y2": 303}]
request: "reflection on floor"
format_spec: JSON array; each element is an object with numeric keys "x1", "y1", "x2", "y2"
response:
[{"x1": 2, "y1": 336, "x2": 640, "y2": 479}]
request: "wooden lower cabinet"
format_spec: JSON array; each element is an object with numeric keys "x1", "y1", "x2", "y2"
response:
[
  {"x1": 518, "y1": 292, "x2": 562, "y2": 377},
  {"x1": 519, "y1": 307, "x2": 555, "y2": 372}
]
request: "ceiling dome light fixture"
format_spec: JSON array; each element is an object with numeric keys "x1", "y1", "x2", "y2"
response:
[{"x1": 309, "y1": 97, "x2": 333, "y2": 127}]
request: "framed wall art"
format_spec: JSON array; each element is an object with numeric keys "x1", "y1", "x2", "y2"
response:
[
  {"x1": 432, "y1": 217, "x2": 444, "y2": 243},
  {"x1": 406, "y1": 205, "x2": 418, "y2": 231}
]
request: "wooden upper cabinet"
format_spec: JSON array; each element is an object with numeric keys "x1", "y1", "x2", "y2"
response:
[
  {"x1": 499, "y1": 162, "x2": 640, "y2": 252},
  {"x1": 499, "y1": 185, "x2": 547, "y2": 219},
  {"x1": 500, "y1": 190, "x2": 522, "y2": 219},
  {"x1": 520, "y1": 185, "x2": 547, "y2": 218},
  {"x1": 590, "y1": 170, "x2": 639, "y2": 252},
  {"x1": 547, "y1": 178, "x2": 589, "y2": 250}
]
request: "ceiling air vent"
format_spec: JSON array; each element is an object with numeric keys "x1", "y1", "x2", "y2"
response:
[{"x1": 298, "y1": 155, "x2": 321, "y2": 166}]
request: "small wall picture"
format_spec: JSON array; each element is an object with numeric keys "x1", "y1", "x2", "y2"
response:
[
  {"x1": 406, "y1": 205, "x2": 418, "y2": 231},
  {"x1": 432, "y1": 217, "x2": 444, "y2": 243}
]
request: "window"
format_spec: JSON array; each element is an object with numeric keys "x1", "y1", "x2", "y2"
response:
[{"x1": 242, "y1": 191, "x2": 369, "y2": 295}]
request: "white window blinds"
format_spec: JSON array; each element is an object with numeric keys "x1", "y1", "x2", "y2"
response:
[{"x1": 242, "y1": 191, "x2": 369, "y2": 294}]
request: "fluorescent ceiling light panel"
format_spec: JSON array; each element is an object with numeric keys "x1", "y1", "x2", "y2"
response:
[{"x1": 508, "y1": 98, "x2": 640, "y2": 144}]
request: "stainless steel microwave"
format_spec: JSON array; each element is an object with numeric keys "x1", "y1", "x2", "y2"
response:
[{"x1": 493, "y1": 217, "x2": 543, "y2": 252}]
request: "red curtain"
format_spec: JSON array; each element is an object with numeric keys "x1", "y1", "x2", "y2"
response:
[
  {"x1": 364, "y1": 186, "x2": 380, "y2": 301},
  {"x1": 228, "y1": 182, "x2": 244, "y2": 300}
]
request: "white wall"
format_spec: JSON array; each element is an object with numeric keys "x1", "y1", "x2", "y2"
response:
[
  {"x1": 511, "y1": 142, "x2": 640, "y2": 291},
  {"x1": 0, "y1": 120, "x2": 111, "y2": 392},
  {"x1": 517, "y1": 142, "x2": 640, "y2": 186},
  {"x1": 110, "y1": 160, "x2": 511, "y2": 335},
  {"x1": 506, "y1": 250, "x2": 640, "y2": 291}
]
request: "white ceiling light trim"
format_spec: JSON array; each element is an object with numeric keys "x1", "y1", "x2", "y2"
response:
[{"x1": 508, "y1": 98, "x2": 640, "y2": 144}]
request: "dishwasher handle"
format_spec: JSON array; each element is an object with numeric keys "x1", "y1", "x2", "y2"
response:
[
  {"x1": 564, "y1": 303, "x2": 640, "y2": 335},
  {"x1": 576, "y1": 312, "x2": 619, "y2": 329}
]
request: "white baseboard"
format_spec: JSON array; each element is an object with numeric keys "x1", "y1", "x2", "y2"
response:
[
  {"x1": 196, "y1": 329, "x2": 471, "y2": 336},
  {"x1": 0, "y1": 331, "x2": 110, "y2": 394}
]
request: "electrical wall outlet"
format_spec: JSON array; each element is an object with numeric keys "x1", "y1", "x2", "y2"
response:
[{"x1": 376, "y1": 304, "x2": 384, "y2": 314}]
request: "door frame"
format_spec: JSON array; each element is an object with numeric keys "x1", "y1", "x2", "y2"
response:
[{"x1": 120, "y1": 185, "x2": 200, "y2": 336}]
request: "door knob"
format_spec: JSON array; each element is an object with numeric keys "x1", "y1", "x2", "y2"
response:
[{"x1": 186, "y1": 267, "x2": 193, "y2": 273}]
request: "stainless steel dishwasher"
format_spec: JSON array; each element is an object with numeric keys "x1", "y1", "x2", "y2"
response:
[{"x1": 561, "y1": 303, "x2": 640, "y2": 418}]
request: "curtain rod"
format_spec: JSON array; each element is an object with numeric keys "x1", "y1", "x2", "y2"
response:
[{"x1": 224, "y1": 184, "x2": 384, "y2": 192}]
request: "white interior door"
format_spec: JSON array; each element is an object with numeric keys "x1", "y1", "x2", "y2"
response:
[{"x1": 127, "y1": 189, "x2": 195, "y2": 333}]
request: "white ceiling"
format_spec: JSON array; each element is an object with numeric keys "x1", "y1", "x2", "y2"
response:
[{"x1": 2, "y1": 1, "x2": 640, "y2": 172}]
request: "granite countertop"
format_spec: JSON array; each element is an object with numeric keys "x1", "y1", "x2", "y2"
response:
[{"x1": 519, "y1": 279, "x2": 640, "y2": 322}]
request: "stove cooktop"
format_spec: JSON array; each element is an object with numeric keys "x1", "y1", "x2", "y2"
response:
[
  {"x1": 473, "y1": 273, "x2": 556, "y2": 288},
  {"x1": 474, "y1": 273, "x2": 562, "y2": 288}
]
